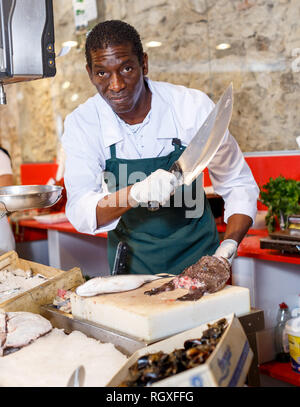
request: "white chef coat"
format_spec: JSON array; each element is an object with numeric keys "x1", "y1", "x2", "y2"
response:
[
  {"x1": 0, "y1": 150, "x2": 15, "y2": 255},
  {"x1": 62, "y1": 78, "x2": 259, "y2": 235}
]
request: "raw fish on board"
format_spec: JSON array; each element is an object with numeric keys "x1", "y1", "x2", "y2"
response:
[
  {"x1": 76, "y1": 274, "x2": 163, "y2": 297},
  {"x1": 144, "y1": 256, "x2": 230, "y2": 301}
]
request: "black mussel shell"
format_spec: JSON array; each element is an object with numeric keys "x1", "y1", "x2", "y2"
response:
[
  {"x1": 186, "y1": 347, "x2": 211, "y2": 366},
  {"x1": 137, "y1": 355, "x2": 150, "y2": 370},
  {"x1": 202, "y1": 326, "x2": 223, "y2": 340},
  {"x1": 215, "y1": 318, "x2": 227, "y2": 327},
  {"x1": 148, "y1": 351, "x2": 166, "y2": 364},
  {"x1": 184, "y1": 338, "x2": 203, "y2": 350},
  {"x1": 136, "y1": 351, "x2": 167, "y2": 370},
  {"x1": 186, "y1": 347, "x2": 202, "y2": 358},
  {"x1": 140, "y1": 369, "x2": 162, "y2": 385}
]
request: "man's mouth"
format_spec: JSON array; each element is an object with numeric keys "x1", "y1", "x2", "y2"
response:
[{"x1": 109, "y1": 95, "x2": 129, "y2": 103}]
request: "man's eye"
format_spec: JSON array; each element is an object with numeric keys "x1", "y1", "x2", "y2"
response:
[
  {"x1": 97, "y1": 71, "x2": 106, "y2": 77},
  {"x1": 123, "y1": 66, "x2": 133, "y2": 73}
]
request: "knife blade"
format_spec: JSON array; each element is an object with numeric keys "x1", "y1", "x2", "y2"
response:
[
  {"x1": 66, "y1": 365, "x2": 85, "y2": 387},
  {"x1": 148, "y1": 83, "x2": 233, "y2": 211}
]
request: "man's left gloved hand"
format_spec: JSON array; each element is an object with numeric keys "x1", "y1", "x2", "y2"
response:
[{"x1": 213, "y1": 239, "x2": 238, "y2": 265}]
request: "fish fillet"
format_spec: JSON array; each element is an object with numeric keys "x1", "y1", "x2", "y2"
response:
[
  {"x1": 1, "y1": 312, "x2": 52, "y2": 353},
  {"x1": 76, "y1": 274, "x2": 162, "y2": 297}
]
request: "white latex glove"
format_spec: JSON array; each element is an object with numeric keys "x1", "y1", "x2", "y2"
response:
[
  {"x1": 214, "y1": 239, "x2": 238, "y2": 265},
  {"x1": 129, "y1": 169, "x2": 179, "y2": 207}
]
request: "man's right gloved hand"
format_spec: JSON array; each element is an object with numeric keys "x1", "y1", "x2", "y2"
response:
[{"x1": 129, "y1": 169, "x2": 179, "y2": 207}]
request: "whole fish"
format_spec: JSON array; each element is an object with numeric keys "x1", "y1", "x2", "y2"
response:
[
  {"x1": 76, "y1": 274, "x2": 168, "y2": 297},
  {"x1": 144, "y1": 256, "x2": 230, "y2": 301}
]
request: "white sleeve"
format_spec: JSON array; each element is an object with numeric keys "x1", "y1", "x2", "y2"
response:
[
  {"x1": 0, "y1": 150, "x2": 12, "y2": 175},
  {"x1": 207, "y1": 130, "x2": 259, "y2": 225},
  {"x1": 62, "y1": 114, "x2": 120, "y2": 235}
]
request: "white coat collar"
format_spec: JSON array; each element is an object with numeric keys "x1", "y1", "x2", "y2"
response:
[{"x1": 94, "y1": 94, "x2": 123, "y2": 148}]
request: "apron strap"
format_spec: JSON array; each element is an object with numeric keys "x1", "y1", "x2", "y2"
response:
[
  {"x1": 172, "y1": 138, "x2": 184, "y2": 152},
  {"x1": 109, "y1": 143, "x2": 117, "y2": 159}
]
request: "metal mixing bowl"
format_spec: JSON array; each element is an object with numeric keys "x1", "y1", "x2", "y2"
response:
[{"x1": 0, "y1": 185, "x2": 63, "y2": 214}]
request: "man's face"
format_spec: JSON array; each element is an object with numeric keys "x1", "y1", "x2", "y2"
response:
[{"x1": 86, "y1": 43, "x2": 148, "y2": 115}]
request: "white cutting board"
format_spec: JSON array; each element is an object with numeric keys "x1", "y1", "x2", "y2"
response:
[{"x1": 71, "y1": 278, "x2": 250, "y2": 342}]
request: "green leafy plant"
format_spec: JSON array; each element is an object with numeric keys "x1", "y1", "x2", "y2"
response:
[{"x1": 259, "y1": 176, "x2": 300, "y2": 233}]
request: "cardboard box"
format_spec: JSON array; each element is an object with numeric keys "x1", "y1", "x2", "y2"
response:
[
  {"x1": 0, "y1": 251, "x2": 84, "y2": 313},
  {"x1": 107, "y1": 314, "x2": 253, "y2": 387}
]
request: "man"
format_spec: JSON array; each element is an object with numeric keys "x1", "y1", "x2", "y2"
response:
[
  {"x1": 62, "y1": 20, "x2": 259, "y2": 275},
  {"x1": 0, "y1": 147, "x2": 15, "y2": 255}
]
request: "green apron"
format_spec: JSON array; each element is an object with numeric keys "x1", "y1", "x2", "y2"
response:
[{"x1": 104, "y1": 139, "x2": 219, "y2": 275}]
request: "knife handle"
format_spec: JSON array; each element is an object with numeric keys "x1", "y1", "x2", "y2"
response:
[
  {"x1": 112, "y1": 242, "x2": 129, "y2": 275},
  {"x1": 147, "y1": 162, "x2": 182, "y2": 212}
]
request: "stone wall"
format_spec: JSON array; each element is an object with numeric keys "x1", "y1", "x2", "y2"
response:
[{"x1": 0, "y1": 0, "x2": 299, "y2": 183}]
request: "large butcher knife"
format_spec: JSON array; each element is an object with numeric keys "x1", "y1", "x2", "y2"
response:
[{"x1": 148, "y1": 83, "x2": 233, "y2": 210}]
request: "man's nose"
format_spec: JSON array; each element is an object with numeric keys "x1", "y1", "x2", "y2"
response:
[{"x1": 108, "y1": 72, "x2": 126, "y2": 92}]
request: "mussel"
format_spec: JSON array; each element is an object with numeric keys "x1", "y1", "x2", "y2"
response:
[
  {"x1": 184, "y1": 338, "x2": 203, "y2": 350},
  {"x1": 141, "y1": 369, "x2": 162, "y2": 385},
  {"x1": 136, "y1": 355, "x2": 150, "y2": 370}
]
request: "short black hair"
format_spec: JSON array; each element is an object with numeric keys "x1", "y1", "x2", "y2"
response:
[{"x1": 85, "y1": 20, "x2": 144, "y2": 70}]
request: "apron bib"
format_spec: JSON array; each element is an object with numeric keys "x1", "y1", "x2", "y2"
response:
[{"x1": 104, "y1": 139, "x2": 219, "y2": 275}]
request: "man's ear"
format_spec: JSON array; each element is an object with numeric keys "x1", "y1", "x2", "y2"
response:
[{"x1": 142, "y1": 53, "x2": 148, "y2": 76}]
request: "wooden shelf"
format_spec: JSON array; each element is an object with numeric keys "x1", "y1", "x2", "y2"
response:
[{"x1": 259, "y1": 361, "x2": 300, "y2": 386}]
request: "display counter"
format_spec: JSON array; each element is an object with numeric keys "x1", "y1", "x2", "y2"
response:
[
  {"x1": 14, "y1": 218, "x2": 107, "y2": 238},
  {"x1": 238, "y1": 233, "x2": 300, "y2": 265},
  {"x1": 12, "y1": 218, "x2": 109, "y2": 278}
]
